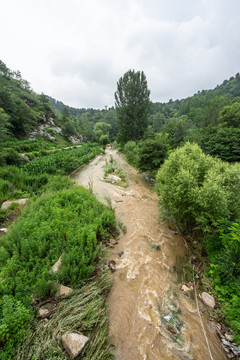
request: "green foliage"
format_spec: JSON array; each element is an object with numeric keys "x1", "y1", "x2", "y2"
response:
[
  {"x1": 205, "y1": 218, "x2": 240, "y2": 341},
  {"x1": 94, "y1": 122, "x2": 111, "y2": 144},
  {"x1": 123, "y1": 141, "x2": 139, "y2": 166},
  {"x1": 201, "y1": 126, "x2": 240, "y2": 162},
  {"x1": 156, "y1": 142, "x2": 240, "y2": 233},
  {"x1": 0, "y1": 166, "x2": 72, "y2": 205},
  {"x1": 0, "y1": 108, "x2": 11, "y2": 141},
  {"x1": 115, "y1": 69, "x2": 150, "y2": 144},
  {"x1": 23, "y1": 143, "x2": 101, "y2": 175},
  {"x1": 138, "y1": 134, "x2": 168, "y2": 177},
  {"x1": 17, "y1": 274, "x2": 114, "y2": 360},
  {"x1": 0, "y1": 185, "x2": 117, "y2": 357},
  {"x1": 218, "y1": 102, "x2": 240, "y2": 127},
  {"x1": 0, "y1": 295, "x2": 30, "y2": 359},
  {"x1": 2, "y1": 149, "x2": 24, "y2": 166}
]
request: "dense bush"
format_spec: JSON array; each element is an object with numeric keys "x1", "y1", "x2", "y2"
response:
[
  {"x1": 0, "y1": 186, "x2": 117, "y2": 357},
  {"x1": 138, "y1": 134, "x2": 168, "y2": 177},
  {"x1": 123, "y1": 141, "x2": 139, "y2": 166},
  {"x1": 205, "y1": 218, "x2": 240, "y2": 341},
  {"x1": 201, "y1": 126, "x2": 240, "y2": 162},
  {"x1": 156, "y1": 142, "x2": 240, "y2": 233},
  {"x1": 0, "y1": 149, "x2": 24, "y2": 167}
]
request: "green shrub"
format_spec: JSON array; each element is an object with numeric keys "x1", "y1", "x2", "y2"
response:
[
  {"x1": 123, "y1": 141, "x2": 139, "y2": 166},
  {"x1": 156, "y1": 142, "x2": 240, "y2": 233},
  {"x1": 205, "y1": 218, "x2": 240, "y2": 341},
  {"x1": 0, "y1": 185, "x2": 117, "y2": 357},
  {"x1": 0, "y1": 295, "x2": 30, "y2": 359},
  {"x1": 138, "y1": 134, "x2": 168, "y2": 177},
  {"x1": 5, "y1": 149, "x2": 24, "y2": 166}
]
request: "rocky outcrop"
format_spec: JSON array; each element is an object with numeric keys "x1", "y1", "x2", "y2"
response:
[
  {"x1": 62, "y1": 332, "x2": 89, "y2": 359},
  {"x1": 1, "y1": 198, "x2": 29, "y2": 210},
  {"x1": 68, "y1": 134, "x2": 84, "y2": 144}
]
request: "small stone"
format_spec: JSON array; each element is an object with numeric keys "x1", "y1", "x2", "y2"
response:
[
  {"x1": 225, "y1": 333, "x2": 234, "y2": 342},
  {"x1": 107, "y1": 259, "x2": 116, "y2": 272},
  {"x1": 181, "y1": 284, "x2": 191, "y2": 292},
  {"x1": 118, "y1": 251, "x2": 124, "y2": 257},
  {"x1": 20, "y1": 154, "x2": 30, "y2": 163},
  {"x1": 39, "y1": 307, "x2": 51, "y2": 318},
  {"x1": 202, "y1": 292, "x2": 215, "y2": 308},
  {"x1": 62, "y1": 332, "x2": 89, "y2": 359},
  {"x1": 0, "y1": 228, "x2": 8, "y2": 233},
  {"x1": 52, "y1": 255, "x2": 62, "y2": 272},
  {"x1": 55, "y1": 285, "x2": 73, "y2": 297}
]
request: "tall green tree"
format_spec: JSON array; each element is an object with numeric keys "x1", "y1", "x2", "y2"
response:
[{"x1": 115, "y1": 69, "x2": 150, "y2": 144}]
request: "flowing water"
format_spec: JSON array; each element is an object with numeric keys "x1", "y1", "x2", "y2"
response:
[{"x1": 73, "y1": 147, "x2": 227, "y2": 360}]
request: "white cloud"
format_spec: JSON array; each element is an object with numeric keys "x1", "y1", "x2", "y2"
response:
[{"x1": 1, "y1": 0, "x2": 240, "y2": 108}]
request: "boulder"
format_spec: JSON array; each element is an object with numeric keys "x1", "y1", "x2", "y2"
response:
[
  {"x1": 1, "y1": 198, "x2": 29, "y2": 210},
  {"x1": 55, "y1": 285, "x2": 73, "y2": 297},
  {"x1": 62, "y1": 332, "x2": 89, "y2": 359},
  {"x1": 202, "y1": 292, "x2": 215, "y2": 308}
]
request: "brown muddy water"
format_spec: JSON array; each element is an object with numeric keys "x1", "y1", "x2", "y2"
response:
[{"x1": 73, "y1": 147, "x2": 227, "y2": 360}]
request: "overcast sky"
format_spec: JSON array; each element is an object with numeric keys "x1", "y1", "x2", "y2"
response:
[{"x1": 1, "y1": 0, "x2": 240, "y2": 109}]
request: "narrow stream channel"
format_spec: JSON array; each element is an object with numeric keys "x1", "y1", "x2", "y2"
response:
[{"x1": 72, "y1": 147, "x2": 227, "y2": 360}]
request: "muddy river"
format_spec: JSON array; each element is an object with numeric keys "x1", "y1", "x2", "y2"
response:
[{"x1": 73, "y1": 147, "x2": 227, "y2": 360}]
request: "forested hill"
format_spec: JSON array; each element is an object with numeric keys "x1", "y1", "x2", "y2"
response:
[
  {"x1": 47, "y1": 95, "x2": 90, "y2": 116},
  {"x1": 0, "y1": 60, "x2": 54, "y2": 139},
  {"x1": 150, "y1": 72, "x2": 240, "y2": 123},
  {"x1": 1, "y1": 58, "x2": 239, "y2": 153}
]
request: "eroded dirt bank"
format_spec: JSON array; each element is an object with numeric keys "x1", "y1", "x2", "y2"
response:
[{"x1": 73, "y1": 147, "x2": 227, "y2": 360}]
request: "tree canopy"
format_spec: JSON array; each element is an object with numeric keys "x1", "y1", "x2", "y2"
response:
[{"x1": 115, "y1": 69, "x2": 150, "y2": 144}]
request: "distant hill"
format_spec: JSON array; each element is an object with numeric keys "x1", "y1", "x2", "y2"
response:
[{"x1": 47, "y1": 95, "x2": 98, "y2": 116}]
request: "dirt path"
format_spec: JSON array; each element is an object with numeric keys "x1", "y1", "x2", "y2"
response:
[{"x1": 73, "y1": 147, "x2": 227, "y2": 360}]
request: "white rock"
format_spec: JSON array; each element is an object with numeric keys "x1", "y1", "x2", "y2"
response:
[
  {"x1": 39, "y1": 307, "x2": 51, "y2": 318},
  {"x1": 1, "y1": 198, "x2": 29, "y2": 210},
  {"x1": 202, "y1": 292, "x2": 215, "y2": 308},
  {"x1": 0, "y1": 228, "x2": 8, "y2": 233},
  {"x1": 55, "y1": 285, "x2": 73, "y2": 297},
  {"x1": 52, "y1": 255, "x2": 62, "y2": 272},
  {"x1": 106, "y1": 174, "x2": 122, "y2": 182},
  {"x1": 62, "y1": 332, "x2": 89, "y2": 359},
  {"x1": 181, "y1": 284, "x2": 191, "y2": 292}
]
